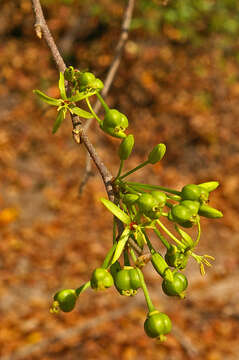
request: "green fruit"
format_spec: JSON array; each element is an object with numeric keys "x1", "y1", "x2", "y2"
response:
[
  {"x1": 137, "y1": 193, "x2": 157, "y2": 213},
  {"x1": 100, "y1": 109, "x2": 128, "y2": 139},
  {"x1": 90, "y1": 268, "x2": 114, "y2": 290},
  {"x1": 103, "y1": 109, "x2": 128, "y2": 128},
  {"x1": 162, "y1": 272, "x2": 188, "y2": 297},
  {"x1": 171, "y1": 204, "x2": 194, "y2": 223},
  {"x1": 144, "y1": 311, "x2": 172, "y2": 339},
  {"x1": 180, "y1": 200, "x2": 200, "y2": 216},
  {"x1": 54, "y1": 289, "x2": 77, "y2": 312},
  {"x1": 100, "y1": 123, "x2": 127, "y2": 139},
  {"x1": 118, "y1": 134, "x2": 134, "y2": 160},
  {"x1": 78, "y1": 72, "x2": 96, "y2": 88},
  {"x1": 151, "y1": 191, "x2": 167, "y2": 208},
  {"x1": 198, "y1": 204, "x2": 223, "y2": 218},
  {"x1": 181, "y1": 184, "x2": 202, "y2": 201},
  {"x1": 148, "y1": 143, "x2": 166, "y2": 164},
  {"x1": 114, "y1": 266, "x2": 141, "y2": 296}
]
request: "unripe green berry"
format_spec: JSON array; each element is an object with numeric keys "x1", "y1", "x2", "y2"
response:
[
  {"x1": 148, "y1": 143, "x2": 166, "y2": 164},
  {"x1": 118, "y1": 134, "x2": 134, "y2": 160},
  {"x1": 90, "y1": 268, "x2": 114, "y2": 290},
  {"x1": 54, "y1": 289, "x2": 77, "y2": 312}
]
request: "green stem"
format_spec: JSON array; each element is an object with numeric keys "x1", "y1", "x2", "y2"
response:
[
  {"x1": 166, "y1": 194, "x2": 182, "y2": 201},
  {"x1": 124, "y1": 184, "x2": 142, "y2": 195},
  {"x1": 101, "y1": 243, "x2": 117, "y2": 269},
  {"x1": 75, "y1": 281, "x2": 90, "y2": 297},
  {"x1": 124, "y1": 249, "x2": 130, "y2": 266},
  {"x1": 153, "y1": 227, "x2": 171, "y2": 250},
  {"x1": 156, "y1": 220, "x2": 185, "y2": 248},
  {"x1": 142, "y1": 229, "x2": 154, "y2": 252},
  {"x1": 129, "y1": 248, "x2": 155, "y2": 312},
  {"x1": 126, "y1": 182, "x2": 182, "y2": 196},
  {"x1": 119, "y1": 160, "x2": 149, "y2": 180},
  {"x1": 116, "y1": 159, "x2": 124, "y2": 179},
  {"x1": 113, "y1": 217, "x2": 117, "y2": 244},
  {"x1": 86, "y1": 97, "x2": 102, "y2": 124},
  {"x1": 165, "y1": 201, "x2": 173, "y2": 208},
  {"x1": 96, "y1": 92, "x2": 110, "y2": 112},
  {"x1": 194, "y1": 217, "x2": 201, "y2": 247}
]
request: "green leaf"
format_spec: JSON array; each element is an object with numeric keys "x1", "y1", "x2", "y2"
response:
[
  {"x1": 100, "y1": 198, "x2": 131, "y2": 225},
  {"x1": 52, "y1": 109, "x2": 65, "y2": 134},
  {"x1": 59, "y1": 72, "x2": 67, "y2": 100},
  {"x1": 33, "y1": 90, "x2": 62, "y2": 106},
  {"x1": 68, "y1": 90, "x2": 97, "y2": 102},
  {"x1": 70, "y1": 107, "x2": 93, "y2": 119},
  {"x1": 111, "y1": 227, "x2": 131, "y2": 264}
]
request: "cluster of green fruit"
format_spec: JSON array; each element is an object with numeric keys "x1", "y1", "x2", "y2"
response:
[{"x1": 33, "y1": 67, "x2": 222, "y2": 341}]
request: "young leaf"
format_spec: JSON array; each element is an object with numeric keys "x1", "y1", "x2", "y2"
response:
[
  {"x1": 68, "y1": 90, "x2": 97, "y2": 102},
  {"x1": 33, "y1": 90, "x2": 62, "y2": 106},
  {"x1": 52, "y1": 108, "x2": 65, "y2": 134},
  {"x1": 70, "y1": 107, "x2": 93, "y2": 119},
  {"x1": 100, "y1": 198, "x2": 131, "y2": 225},
  {"x1": 111, "y1": 227, "x2": 131, "y2": 264},
  {"x1": 59, "y1": 72, "x2": 67, "y2": 100}
]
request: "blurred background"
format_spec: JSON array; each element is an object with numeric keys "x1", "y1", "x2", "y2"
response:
[{"x1": 0, "y1": 0, "x2": 239, "y2": 359}]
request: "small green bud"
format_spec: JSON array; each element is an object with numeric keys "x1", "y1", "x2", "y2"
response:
[
  {"x1": 64, "y1": 66, "x2": 75, "y2": 82},
  {"x1": 151, "y1": 252, "x2": 172, "y2": 279},
  {"x1": 122, "y1": 193, "x2": 139, "y2": 205},
  {"x1": 148, "y1": 143, "x2": 166, "y2": 164},
  {"x1": 118, "y1": 134, "x2": 134, "y2": 160},
  {"x1": 198, "y1": 204, "x2": 223, "y2": 219},
  {"x1": 165, "y1": 245, "x2": 189, "y2": 269},
  {"x1": 198, "y1": 181, "x2": 219, "y2": 192}
]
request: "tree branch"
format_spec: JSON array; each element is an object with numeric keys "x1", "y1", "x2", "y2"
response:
[
  {"x1": 31, "y1": 0, "x2": 114, "y2": 200},
  {"x1": 31, "y1": 0, "x2": 66, "y2": 73}
]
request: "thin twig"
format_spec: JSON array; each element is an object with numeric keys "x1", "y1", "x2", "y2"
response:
[
  {"x1": 80, "y1": 129, "x2": 114, "y2": 201},
  {"x1": 31, "y1": 0, "x2": 114, "y2": 200},
  {"x1": 31, "y1": 0, "x2": 66, "y2": 73}
]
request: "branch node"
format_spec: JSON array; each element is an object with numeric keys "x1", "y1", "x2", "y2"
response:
[
  {"x1": 72, "y1": 126, "x2": 83, "y2": 144},
  {"x1": 34, "y1": 23, "x2": 42, "y2": 39}
]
